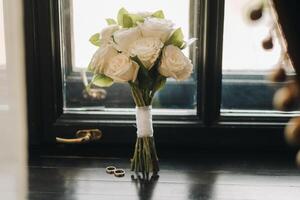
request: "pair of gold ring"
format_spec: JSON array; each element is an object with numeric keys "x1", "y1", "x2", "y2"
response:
[{"x1": 106, "y1": 166, "x2": 125, "y2": 177}]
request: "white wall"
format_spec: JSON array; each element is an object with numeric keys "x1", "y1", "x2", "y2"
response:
[
  {"x1": 0, "y1": 0, "x2": 27, "y2": 199},
  {"x1": 0, "y1": 0, "x2": 6, "y2": 68}
]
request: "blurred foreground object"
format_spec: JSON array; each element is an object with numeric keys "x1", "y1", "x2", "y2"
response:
[
  {"x1": 250, "y1": 0, "x2": 300, "y2": 165},
  {"x1": 285, "y1": 117, "x2": 300, "y2": 145},
  {"x1": 273, "y1": 82, "x2": 299, "y2": 111},
  {"x1": 249, "y1": 3, "x2": 264, "y2": 21}
]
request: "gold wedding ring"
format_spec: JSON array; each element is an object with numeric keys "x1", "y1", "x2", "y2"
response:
[
  {"x1": 106, "y1": 166, "x2": 125, "y2": 177},
  {"x1": 114, "y1": 169, "x2": 125, "y2": 177},
  {"x1": 106, "y1": 166, "x2": 116, "y2": 174}
]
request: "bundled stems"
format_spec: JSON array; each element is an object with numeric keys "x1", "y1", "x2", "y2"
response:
[
  {"x1": 130, "y1": 85, "x2": 159, "y2": 174},
  {"x1": 131, "y1": 137, "x2": 159, "y2": 174}
]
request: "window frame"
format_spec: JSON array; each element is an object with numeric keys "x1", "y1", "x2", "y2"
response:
[{"x1": 25, "y1": 0, "x2": 289, "y2": 150}]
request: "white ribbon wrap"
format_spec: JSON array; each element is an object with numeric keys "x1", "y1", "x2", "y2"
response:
[{"x1": 135, "y1": 106, "x2": 153, "y2": 138}]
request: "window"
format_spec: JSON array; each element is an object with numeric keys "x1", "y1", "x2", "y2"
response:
[
  {"x1": 221, "y1": 0, "x2": 295, "y2": 117},
  {"x1": 26, "y1": 0, "x2": 291, "y2": 147},
  {"x1": 59, "y1": 0, "x2": 199, "y2": 115}
]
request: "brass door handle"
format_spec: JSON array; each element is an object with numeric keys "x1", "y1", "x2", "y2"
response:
[{"x1": 56, "y1": 129, "x2": 102, "y2": 144}]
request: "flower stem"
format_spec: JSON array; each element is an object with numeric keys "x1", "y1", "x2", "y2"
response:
[
  {"x1": 131, "y1": 137, "x2": 159, "y2": 174},
  {"x1": 129, "y1": 82, "x2": 159, "y2": 174}
]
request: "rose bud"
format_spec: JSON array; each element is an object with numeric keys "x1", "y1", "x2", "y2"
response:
[
  {"x1": 262, "y1": 36, "x2": 273, "y2": 50},
  {"x1": 268, "y1": 67, "x2": 286, "y2": 82},
  {"x1": 285, "y1": 117, "x2": 300, "y2": 145},
  {"x1": 249, "y1": 5, "x2": 263, "y2": 21},
  {"x1": 273, "y1": 84, "x2": 299, "y2": 110}
]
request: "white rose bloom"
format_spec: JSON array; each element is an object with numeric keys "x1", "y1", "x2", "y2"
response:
[
  {"x1": 89, "y1": 45, "x2": 118, "y2": 74},
  {"x1": 139, "y1": 18, "x2": 174, "y2": 42},
  {"x1": 113, "y1": 27, "x2": 142, "y2": 52},
  {"x1": 104, "y1": 54, "x2": 139, "y2": 83},
  {"x1": 101, "y1": 25, "x2": 119, "y2": 44},
  {"x1": 159, "y1": 45, "x2": 193, "y2": 81},
  {"x1": 129, "y1": 37, "x2": 163, "y2": 69}
]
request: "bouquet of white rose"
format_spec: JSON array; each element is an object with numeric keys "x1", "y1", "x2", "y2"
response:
[{"x1": 87, "y1": 8, "x2": 195, "y2": 174}]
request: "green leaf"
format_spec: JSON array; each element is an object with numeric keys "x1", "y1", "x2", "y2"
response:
[
  {"x1": 117, "y1": 7, "x2": 128, "y2": 26},
  {"x1": 181, "y1": 38, "x2": 197, "y2": 49},
  {"x1": 89, "y1": 33, "x2": 101, "y2": 47},
  {"x1": 91, "y1": 74, "x2": 114, "y2": 87},
  {"x1": 106, "y1": 18, "x2": 117, "y2": 25},
  {"x1": 152, "y1": 10, "x2": 165, "y2": 19},
  {"x1": 87, "y1": 62, "x2": 93, "y2": 72},
  {"x1": 166, "y1": 28, "x2": 184, "y2": 48},
  {"x1": 123, "y1": 14, "x2": 133, "y2": 28},
  {"x1": 129, "y1": 14, "x2": 145, "y2": 25},
  {"x1": 123, "y1": 14, "x2": 144, "y2": 28}
]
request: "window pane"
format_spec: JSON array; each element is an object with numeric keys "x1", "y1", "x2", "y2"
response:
[
  {"x1": 59, "y1": 0, "x2": 198, "y2": 114},
  {"x1": 222, "y1": 0, "x2": 283, "y2": 72},
  {"x1": 221, "y1": 0, "x2": 295, "y2": 114},
  {"x1": 72, "y1": 0, "x2": 190, "y2": 70}
]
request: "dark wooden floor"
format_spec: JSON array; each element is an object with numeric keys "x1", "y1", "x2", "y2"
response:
[{"x1": 28, "y1": 152, "x2": 300, "y2": 200}]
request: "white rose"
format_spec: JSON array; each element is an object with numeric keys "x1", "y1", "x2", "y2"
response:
[
  {"x1": 101, "y1": 25, "x2": 119, "y2": 44},
  {"x1": 128, "y1": 37, "x2": 163, "y2": 69},
  {"x1": 158, "y1": 45, "x2": 193, "y2": 81},
  {"x1": 89, "y1": 45, "x2": 118, "y2": 74},
  {"x1": 113, "y1": 27, "x2": 142, "y2": 52},
  {"x1": 104, "y1": 54, "x2": 139, "y2": 83},
  {"x1": 139, "y1": 18, "x2": 174, "y2": 42}
]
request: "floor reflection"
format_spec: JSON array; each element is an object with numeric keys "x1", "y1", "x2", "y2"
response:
[
  {"x1": 131, "y1": 173, "x2": 159, "y2": 200},
  {"x1": 28, "y1": 154, "x2": 300, "y2": 200},
  {"x1": 187, "y1": 171, "x2": 217, "y2": 200}
]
